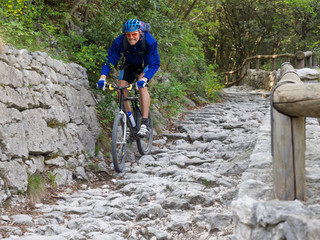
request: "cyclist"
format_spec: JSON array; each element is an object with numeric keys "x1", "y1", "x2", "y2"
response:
[{"x1": 97, "y1": 19, "x2": 160, "y2": 137}]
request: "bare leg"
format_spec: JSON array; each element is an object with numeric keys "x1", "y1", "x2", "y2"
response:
[
  {"x1": 118, "y1": 80, "x2": 131, "y2": 112},
  {"x1": 138, "y1": 73, "x2": 150, "y2": 119}
]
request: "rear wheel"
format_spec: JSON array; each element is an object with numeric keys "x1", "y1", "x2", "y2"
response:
[
  {"x1": 136, "y1": 110, "x2": 153, "y2": 155},
  {"x1": 112, "y1": 113, "x2": 127, "y2": 172}
]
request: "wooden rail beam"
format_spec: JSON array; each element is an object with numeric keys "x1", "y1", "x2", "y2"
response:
[
  {"x1": 223, "y1": 51, "x2": 319, "y2": 87},
  {"x1": 273, "y1": 84, "x2": 320, "y2": 118}
]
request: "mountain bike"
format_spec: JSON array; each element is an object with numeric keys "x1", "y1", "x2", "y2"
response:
[{"x1": 104, "y1": 83, "x2": 153, "y2": 173}]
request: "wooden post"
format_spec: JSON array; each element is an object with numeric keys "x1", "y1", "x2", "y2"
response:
[
  {"x1": 256, "y1": 57, "x2": 260, "y2": 71},
  {"x1": 295, "y1": 51, "x2": 305, "y2": 69},
  {"x1": 271, "y1": 62, "x2": 307, "y2": 201},
  {"x1": 225, "y1": 73, "x2": 229, "y2": 85},
  {"x1": 246, "y1": 61, "x2": 251, "y2": 71},
  {"x1": 304, "y1": 51, "x2": 313, "y2": 68},
  {"x1": 272, "y1": 58, "x2": 276, "y2": 71},
  {"x1": 272, "y1": 107, "x2": 296, "y2": 200},
  {"x1": 292, "y1": 117, "x2": 306, "y2": 200},
  {"x1": 240, "y1": 65, "x2": 246, "y2": 78},
  {"x1": 312, "y1": 53, "x2": 318, "y2": 67}
]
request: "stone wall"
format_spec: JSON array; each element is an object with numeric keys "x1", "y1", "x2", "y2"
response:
[
  {"x1": 245, "y1": 68, "x2": 320, "y2": 91},
  {"x1": 0, "y1": 44, "x2": 101, "y2": 204},
  {"x1": 244, "y1": 69, "x2": 277, "y2": 90}
]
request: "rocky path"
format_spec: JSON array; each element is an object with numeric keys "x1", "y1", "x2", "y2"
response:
[{"x1": 0, "y1": 86, "x2": 271, "y2": 240}]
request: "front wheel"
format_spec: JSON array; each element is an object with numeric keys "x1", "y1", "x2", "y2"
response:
[
  {"x1": 136, "y1": 110, "x2": 153, "y2": 155},
  {"x1": 112, "y1": 113, "x2": 127, "y2": 172}
]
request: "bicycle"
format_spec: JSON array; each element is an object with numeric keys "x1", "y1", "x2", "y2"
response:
[{"x1": 103, "y1": 82, "x2": 153, "y2": 173}]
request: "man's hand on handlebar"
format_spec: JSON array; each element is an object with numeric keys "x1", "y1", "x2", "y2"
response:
[
  {"x1": 136, "y1": 77, "x2": 148, "y2": 89},
  {"x1": 97, "y1": 78, "x2": 148, "y2": 91},
  {"x1": 97, "y1": 78, "x2": 109, "y2": 91}
]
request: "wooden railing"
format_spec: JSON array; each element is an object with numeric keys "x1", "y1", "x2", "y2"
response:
[
  {"x1": 294, "y1": 50, "x2": 318, "y2": 69},
  {"x1": 224, "y1": 51, "x2": 318, "y2": 86},
  {"x1": 271, "y1": 62, "x2": 320, "y2": 201}
]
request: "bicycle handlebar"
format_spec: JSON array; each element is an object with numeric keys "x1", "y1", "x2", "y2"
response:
[
  {"x1": 103, "y1": 83, "x2": 149, "y2": 91},
  {"x1": 106, "y1": 84, "x2": 133, "y2": 91}
]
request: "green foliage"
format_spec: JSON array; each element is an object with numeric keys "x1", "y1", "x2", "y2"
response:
[
  {"x1": 71, "y1": 44, "x2": 106, "y2": 77},
  {"x1": 27, "y1": 174, "x2": 46, "y2": 202},
  {"x1": 47, "y1": 172, "x2": 56, "y2": 186},
  {"x1": 159, "y1": 24, "x2": 222, "y2": 106},
  {"x1": 87, "y1": 162, "x2": 100, "y2": 171},
  {"x1": 202, "y1": 64, "x2": 224, "y2": 102},
  {"x1": 187, "y1": 0, "x2": 320, "y2": 72},
  {"x1": 0, "y1": 21, "x2": 43, "y2": 51},
  {"x1": 0, "y1": 0, "x2": 32, "y2": 20},
  {"x1": 151, "y1": 78, "x2": 187, "y2": 117}
]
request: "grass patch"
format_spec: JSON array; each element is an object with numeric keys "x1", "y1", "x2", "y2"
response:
[
  {"x1": 27, "y1": 174, "x2": 46, "y2": 202},
  {"x1": 47, "y1": 172, "x2": 57, "y2": 186},
  {"x1": 47, "y1": 119, "x2": 66, "y2": 128}
]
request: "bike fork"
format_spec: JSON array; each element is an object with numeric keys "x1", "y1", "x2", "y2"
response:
[{"x1": 119, "y1": 111, "x2": 127, "y2": 144}]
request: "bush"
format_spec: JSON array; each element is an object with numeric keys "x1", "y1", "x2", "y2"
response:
[{"x1": 151, "y1": 78, "x2": 187, "y2": 117}]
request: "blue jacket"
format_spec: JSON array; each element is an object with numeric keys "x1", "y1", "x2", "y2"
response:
[{"x1": 101, "y1": 32, "x2": 160, "y2": 81}]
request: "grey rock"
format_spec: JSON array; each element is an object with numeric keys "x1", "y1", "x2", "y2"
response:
[
  {"x1": 167, "y1": 211, "x2": 192, "y2": 232},
  {"x1": 25, "y1": 155, "x2": 45, "y2": 175},
  {"x1": 11, "y1": 214, "x2": 34, "y2": 226},
  {"x1": 14, "y1": 235, "x2": 67, "y2": 240},
  {"x1": 0, "y1": 225, "x2": 23, "y2": 236},
  {"x1": 145, "y1": 227, "x2": 172, "y2": 240},
  {"x1": 284, "y1": 215, "x2": 320, "y2": 240},
  {"x1": 238, "y1": 179, "x2": 272, "y2": 200},
  {"x1": 162, "y1": 132, "x2": 189, "y2": 140},
  {"x1": 0, "y1": 161, "x2": 28, "y2": 192},
  {"x1": 296, "y1": 68, "x2": 320, "y2": 81},
  {"x1": 160, "y1": 197, "x2": 191, "y2": 210},
  {"x1": 136, "y1": 203, "x2": 166, "y2": 221},
  {"x1": 53, "y1": 168, "x2": 74, "y2": 186},
  {"x1": 45, "y1": 156, "x2": 66, "y2": 167},
  {"x1": 203, "y1": 212, "x2": 233, "y2": 232},
  {"x1": 74, "y1": 166, "x2": 88, "y2": 180},
  {"x1": 139, "y1": 192, "x2": 151, "y2": 203},
  {"x1": 255, "y1": 200, "x2": 311, "y2": 227},
  {"x1": 232, "y1": 195, "x2": 258, "y2": 226},
  {"x1": 202, "y1": 132, "x2": 228, "y2": 142}
]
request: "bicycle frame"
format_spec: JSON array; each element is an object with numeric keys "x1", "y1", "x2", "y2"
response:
[{"x1": 117, "y1": 85, "x2": 141, "y2": 139}]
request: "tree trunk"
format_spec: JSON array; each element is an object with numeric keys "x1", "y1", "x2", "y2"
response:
[
  {"x1": 182, "y1": 0, "x2": 198, "y2": 20},
  {"x1": 84, "y1": 0, "x2": 91, "y2": 24}
]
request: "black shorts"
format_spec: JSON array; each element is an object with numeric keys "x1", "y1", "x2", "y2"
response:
[{"x1": 118, "y1": 63, "x2": 149, "y2": 84}]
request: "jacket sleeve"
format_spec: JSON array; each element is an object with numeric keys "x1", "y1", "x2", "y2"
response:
[
  {"x1": 100, "y1": 37, "x2": 122, "y2": 76},
  {"x1": 143, "y1": 41, "x2": 160, "y2": 81}
]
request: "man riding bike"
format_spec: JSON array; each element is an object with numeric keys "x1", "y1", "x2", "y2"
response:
[{"x1": 97, "y1": 19, "x2": 160, "y2": 137}]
